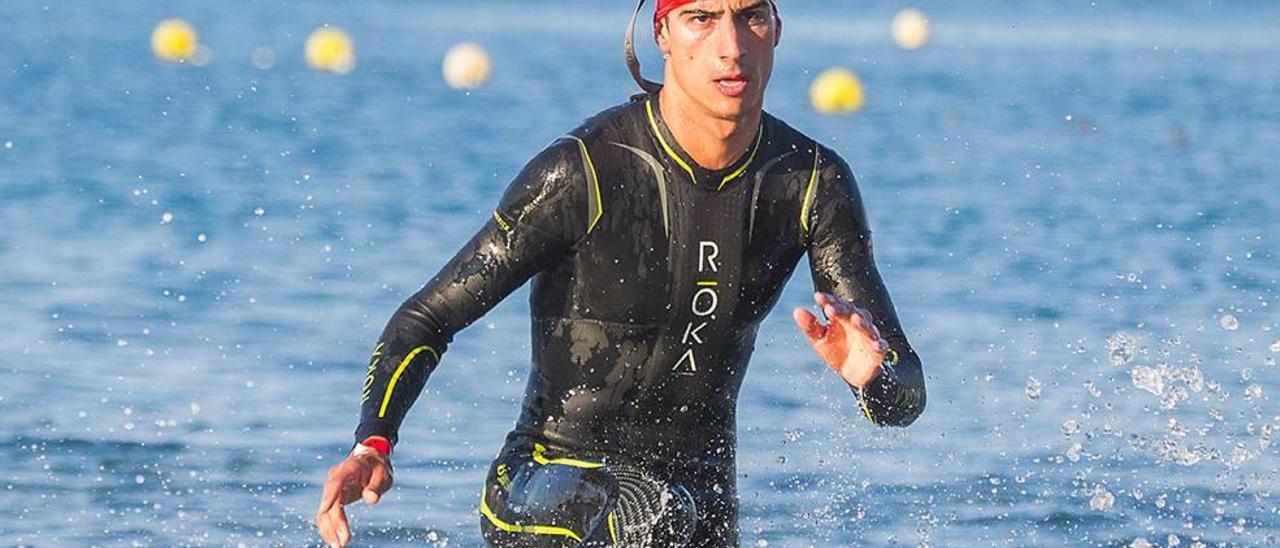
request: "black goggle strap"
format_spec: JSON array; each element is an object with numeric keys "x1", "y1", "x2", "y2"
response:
[{"x1": 625, "y1": 0, "x2": 665, "y2": 93}]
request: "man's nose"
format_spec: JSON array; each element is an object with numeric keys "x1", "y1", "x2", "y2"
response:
[{"x1": 712, "y1": 16, "x2": 748, "y2": 64}]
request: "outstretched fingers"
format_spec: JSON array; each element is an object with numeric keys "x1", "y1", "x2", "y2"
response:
[
  {"x1": 316, "y1": 463, "x2": 360, "y2": 547},
  {"x1": 815, "y1": 292, "x2": 856, "y2": 318},
  {"x1": 849, "y1": 303, "x2": 883, "y2": 339},
  {"x1": 792, "y1": 306, "x2": 828, "y2": 342},
  {"x1": 817, "y1": 293, "x2": 883, "y2": 336},
  {"x1": 322, "y1": 478, "x2": 353, "y2": 542},
  {"x1": 327, "y1": 503, "x2": 350, "y2": 547}
]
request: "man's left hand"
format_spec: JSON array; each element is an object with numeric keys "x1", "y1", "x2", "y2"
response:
[{"x1": 792, "y1": 292, "x2": 888, "y2": 390}]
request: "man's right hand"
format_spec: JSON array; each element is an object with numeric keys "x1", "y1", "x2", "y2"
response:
[{"x1": 315, "y1": 438, "x2": 394, "y2": 547}]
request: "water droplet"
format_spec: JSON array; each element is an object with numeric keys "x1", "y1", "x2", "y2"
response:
[
  {"x1": 196, "y1": 233, "x2": 207, "y2": 243},
  {"x1": 1062, "y1": 419, "x2": 1080, "y2": 436},
  {"x1": 782, "y1": 429, "x2": 805, "y2": 444},
  {"x1": 1025, "y1": 376, "x2": 1042, "y2": 400},
  {"x1": 1066, "y1": 442, "x2": 1082, "y2": 462},
  {"x1": 160, "y1": 212, "x2": 174, "y2": 224},
  {"x1": 134, "y1": 474, "x2": 145, "y2": 484},
  {"x1": 1106, "y1": 332, "x2": 1138, "y2": 366},
  {"x1": 1220, "y1": 314, "x2": 1239, "y2": 331},
  {"x1": 1160, "y1": 385, "x2": 1188, "y2": 410},
  {"x1": 1131, "y1": 365, "x2": 1164, "y2": 396},
  {"x1": 1089, "y1": 486, "x2": 1115, "y2": 510}
]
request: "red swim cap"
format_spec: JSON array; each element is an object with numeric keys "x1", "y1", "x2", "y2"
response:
[
  {"x1": 654, "y1": 0, "x2": 698, "y2": 24},
  {"x1": 653, "y1": 1, "x2": 781, "y2": 39}
]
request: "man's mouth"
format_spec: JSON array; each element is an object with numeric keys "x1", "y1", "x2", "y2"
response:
[{"x1": 714, "y1": 74, "x2": 750, "y2": 97}]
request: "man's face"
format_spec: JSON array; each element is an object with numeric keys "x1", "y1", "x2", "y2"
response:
[{"x1": 658, "y1": 0, "x2": 777, "y2": 122}]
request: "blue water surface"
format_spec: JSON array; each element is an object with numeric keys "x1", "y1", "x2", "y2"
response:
[{"x1": 2, "y1": 1, "x2": 1279, "y2": 546}]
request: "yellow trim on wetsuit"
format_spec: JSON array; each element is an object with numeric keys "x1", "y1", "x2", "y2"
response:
[
  {"x1": 800, "y1": 147, "x2": 821, "y2": 235},
  {"x1": 480, "y1": 488, "x2": 584, "y2": 543},
  {"x1": 608, "y1": 510, "x2": 618, "y2": 544},
  {"x1": 859, "y1": 398, "x2": 876, "y2": 423},
  {"x1": 377, "y1": 345, "x2": 440, "y2": 418},
  {"x1": 646, "y1": 99, "x2": 697, "y2": 185},
  {"x1": 531, "y1": 443, "x2": 605, "y2": 469},
  {"x1": 493, "y1": 211, "x2": 512, "y2": 232},
  {"x1": 858, "y1": 350, "x2": 902, "y2": 424},
  {"x1": 646, "y1": 98, "x2": 764, "y2": 192},
  {"x1": 566, "y1": 135, "x2": 604, "y2": 235},
  {"x1": 716, "y1": 127, "x2": 764, "y2": 191}
]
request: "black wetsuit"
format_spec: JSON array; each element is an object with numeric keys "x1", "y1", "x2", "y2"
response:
[{"x1": 354, "y1": 93, "x2": 926, "y2": 547}]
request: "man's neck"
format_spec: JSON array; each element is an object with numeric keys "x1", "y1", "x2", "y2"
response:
[{"x1": 657, "y1": 85, "x2": 761, "y2": 171}]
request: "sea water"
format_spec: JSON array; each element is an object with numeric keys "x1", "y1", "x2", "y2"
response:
[{"x1": 2, "y1": 0, "x2": 1278, "y2": 545}]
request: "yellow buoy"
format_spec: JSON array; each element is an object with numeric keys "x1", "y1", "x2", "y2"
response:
[
  {"x1": 305, "y1": 27, "x2": 355, "y2": 74},
  {"x1": 151, "y1": 18, "x2": 198, "y2": 63},
  {"x1": 892, "y1": 8, "x2": 931, "y2": 51},
  {"x1": 442, "y1": 42, "x2": 491, "y2": 90},
  {"x1": 809, "y1": 68, "x2": 865, "y2": 115}
]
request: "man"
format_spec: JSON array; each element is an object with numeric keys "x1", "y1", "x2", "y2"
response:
[{"x1": 316, "y1": 0, "x2": 926, "y2": 546}]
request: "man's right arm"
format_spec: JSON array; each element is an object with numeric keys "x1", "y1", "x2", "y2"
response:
[{"x1": 354, "y1": 137, "x2": 589, "y2": 448}]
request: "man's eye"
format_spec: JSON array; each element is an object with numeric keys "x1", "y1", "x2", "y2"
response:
[
  {"x1": 692, "y1": 14, "x2": 712, "y2": 24},
  {"x1": 746, "y1": 11, "x2": 769, "y2": 25}
]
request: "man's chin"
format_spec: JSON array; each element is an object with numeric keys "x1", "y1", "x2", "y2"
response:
[{"x1": 704, "y1": 95, "x2": 761, "y2": 122}]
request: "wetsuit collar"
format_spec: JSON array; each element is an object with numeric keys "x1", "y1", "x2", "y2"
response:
[{"x1": 644, "y1": 94, "x2": 765, "y2": 192}]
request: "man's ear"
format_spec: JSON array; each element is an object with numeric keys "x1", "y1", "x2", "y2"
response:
[{"x1": 655, "y1": 18, "x2": 672, "y2": 57}]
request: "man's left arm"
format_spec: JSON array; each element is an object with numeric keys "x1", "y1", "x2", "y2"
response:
[{"x1": 798, "y1": 147, "x2": 926, "y2": 427}]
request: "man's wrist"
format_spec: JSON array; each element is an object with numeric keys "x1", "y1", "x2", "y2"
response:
[
  {"x1": 355, "y1": 436, "x2": 392, "y2": 457},
  {"x1": 850, "y1": 349, "x2": 899, "y2": 392}
]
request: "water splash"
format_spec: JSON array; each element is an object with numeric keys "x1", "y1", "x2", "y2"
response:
[
  {"x1": 1107, "y1": 332, "x2": 1139, "y2": 366},
  {"x1": 1025, "y1": 376, "x2": 1042, "y2": 400}
]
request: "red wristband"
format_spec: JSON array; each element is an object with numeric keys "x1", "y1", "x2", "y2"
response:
[{"x1": 359, "y1": 436, "x2": 392, "y2": 456}]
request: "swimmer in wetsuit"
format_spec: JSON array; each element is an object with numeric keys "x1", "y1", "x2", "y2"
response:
[{"x1": 316, "y1": 0, "x2": 926, "y2": 546}]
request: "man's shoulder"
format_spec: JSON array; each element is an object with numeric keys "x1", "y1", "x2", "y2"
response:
[
  {"x1": 565, "y1": 95, "x2": 650, "y2": 146},
  {"x1": 523, "y1": 97, "x2": 645, "y2": 168},
  {"x1": 762, "y1": 111, "x2": 847, "y2": 164}
]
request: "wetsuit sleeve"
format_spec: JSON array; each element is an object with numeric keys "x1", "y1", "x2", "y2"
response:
[
  {"x1": 354, "y1": 138, "x2": 588, "y2": 446},
  {"x1": 804, "y1": 148, "x2": 926, "y2": 427}
]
